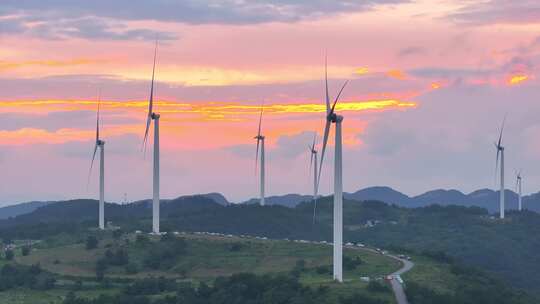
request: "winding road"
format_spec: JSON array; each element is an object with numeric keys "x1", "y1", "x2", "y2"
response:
[
  {"x1": 346, "y1": 245, "x2": 414, "y2": 304},
  {"x1": 388, "y1": 255, "x2": 414, "y2": 304}
]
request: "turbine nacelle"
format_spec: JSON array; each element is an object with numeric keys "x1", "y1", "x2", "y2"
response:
[
  {"x1": 96, "y1": 140, "x2": 105, "y2": 146},
  {"x1": 151, "y1": 113, "x2": 160, "y2": 120}
]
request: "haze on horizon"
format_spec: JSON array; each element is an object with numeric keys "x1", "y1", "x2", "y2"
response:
[{"x1": 0, "y1": 0, "x2": 539, "y2": 206}]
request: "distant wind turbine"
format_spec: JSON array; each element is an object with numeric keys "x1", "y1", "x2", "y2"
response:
[
  {"x1": 143, "y1": 41, "x2": 161, "y2": 234},
  {"x1": 309, "y1": 134, "x2": 318, "y2": 223},
  {"x1": 254, "y1": 103, "x2": 265, "y2": 206},
  {"x1": 316, "y1": 56, "x2": 349, "y2": 282},
  {"x1": 494, "y1": 117, "x2": 506, "y2": 219},
  {"x1": 516, "y1": 171, "x2": 522, "y2": 211},
  {"x1": 88, "y1": 93, "x2": 105, "y2": 230}
]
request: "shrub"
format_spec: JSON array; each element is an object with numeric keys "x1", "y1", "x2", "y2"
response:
[
  {"x1": 86, "y1": 236, "x2": 99, "y2": 250},
  {"x1": 5, "y1": 250, "x2": 14, "y2": 260},
  {"x1": 125, "y1": 263, "x2": 139, "y2": 275},
  {"x1": 343, "y1": 256, "x2": 363, "y2": 270},
  {"x1": 367, "y1": 281, "x2": 390, "y2": 293},
  {"x1": 21, "y1": 245, "x2": 31, "y2": 256}
]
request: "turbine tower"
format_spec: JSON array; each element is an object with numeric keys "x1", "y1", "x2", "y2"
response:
[
  {"x1": 88, "y1": 94, "x2": 105, "y2": 230},
  {"x1": 254, "y1": 104, "x2": 265, "y2": 206},
  {"x1": 495, "y1": 117, "x2": 506, "y2": 219},
  {"x1": 516, "y1": 171, "x2": 522, "y2": 211},
  {"x1": 309, "y1": 134, "x2": 318, "y2": 223},
  {"x1": 143, "y1": 41, "x2": 161, "y2": 234},
  {"x1": 316, "y1": 57, "x2": 349, "y2": 282}
]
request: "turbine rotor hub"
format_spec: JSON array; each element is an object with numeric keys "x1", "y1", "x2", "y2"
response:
[{"x1": 151, "y1": 113, "x2": 160, "y2": 119}]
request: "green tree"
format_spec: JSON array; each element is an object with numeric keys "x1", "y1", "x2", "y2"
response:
[
  {"x1": 5, "y1": 250, "x2": 14, "y2": 260},
  {"x1": 21, "y1": 245, "x2": 31, "y2": 256},
  {"x1": 86, "y1": 236, "x2": 98, "y2": 250}
]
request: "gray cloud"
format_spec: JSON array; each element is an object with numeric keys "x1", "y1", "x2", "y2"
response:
[
  {"x1": 0, "y1": 0, "x2": 408, "y2": 26},
  {"x1": 360, "y1": 121, "x2": 416, "y2": 156},
  {"x1": 274, "y1": 131, "x2": 316, "y2": 158},
  {"x1": 1, "y1": 15, "x2": 177, "y2": 41},
  {"x1": 397, "y1": 46, "x2": 426, "y2": 57},
  {"x1": 226, "y1": 131, "x2": 316, "y2": 160},
  {"x1": 447, "y1": 1, "x2": 540, "y2": 25},
  {"x1": 408, "y1": 67, "x2": 488, "y2": 79},
  {"x1": 0, "y1": 0, "x2": 410, "y2": 40}
]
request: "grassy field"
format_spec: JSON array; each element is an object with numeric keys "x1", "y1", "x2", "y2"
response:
[
  {"x1": 17, "y1": 233, "x2": 401, "y2": 280},
  {"x1": 12, "y1": 233, "x2": 400, "y2": 303},
  {"x1": 0, "y1": 288, "x2": 119, "y2": 304},
  {"x1": 401, "y1": 254, "x2": 457, "y2": 294}
]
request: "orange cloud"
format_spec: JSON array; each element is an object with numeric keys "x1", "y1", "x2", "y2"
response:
[
  {"x1": 507, "y1": 74, "x2": 529, "y2": 85},
  {"x1": 0, "y1": 99, "x2": 417, "y2": 121},
  {"x1": 0, "y1": 99, "x2": 417, "y2": 147},
  {"x1": 0, "y1": 59, "x2": 103, "y2": 71},
  {"x1": 0, "y1": 124, "x2": 142, "y2": 146},
  {"x1": 355, "y1": 67, "x2": 369, "y2": 75},
  {"x1": 386, "y1": 70, "x2": 408, "y2": 80}
]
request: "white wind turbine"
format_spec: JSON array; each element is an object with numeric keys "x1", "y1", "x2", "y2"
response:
[
  {"x1": 254, "y1": 104, "x2": 265, "y2": 206},
  {"x1": 516, "y1": 171, "x2": 522, "y2": 211},
  {"x1": 494, "y1": 117, "x2": 506, "y2": 219},
  {"x1": 309, "y1": 134, "x2": 319, "y2": 223},
  {"x1": 143, "y1": 41, "x2": 161, "y2": 234},
  {"x1": 88, "y1": 94, "x2": 105, "y2": 230},
  {"x1": 316, "y1": 58, "x2": 349, "y2": 282}
]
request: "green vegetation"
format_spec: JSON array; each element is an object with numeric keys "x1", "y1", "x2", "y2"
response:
[
  {"x1": 62, "y1": 273, "x2": 388, "y2": 304},
  {"x1": 0, "y1": 263, "x2": 56, "y2": 291},
  {"x1": 1, "y1": 195, "x2": 540, "y2": 302},
  {"x1": 6, "y1": 232, "x2": 399, "y2": 303},
  {"x1": 403, "y1": 254, "x2": 534, "y2": 304}
]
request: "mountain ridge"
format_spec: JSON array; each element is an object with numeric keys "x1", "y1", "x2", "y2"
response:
[{"x1": 3, "y1": 186, "x2": 539, "y2": 219}]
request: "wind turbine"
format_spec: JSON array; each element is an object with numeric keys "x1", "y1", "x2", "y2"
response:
[
  {"x1": 143, "y1": 41, "x2": 161, "y2": 234},
  {"x1": 254, "y1": 104, "x2": 265, "y2": 206},
  {"x1": 516, "y1": 171, "x2": 522, "y2": 211},
  {"x1": 316, "y1": 57, "x2": 349, "y2": 282},
  {"x1": 88, "y1": 93, "x2": 105, "y2": 230},
  {"x1": 494, "y1": 117, "x2": 506, "y2": 219},
  {"x1": 309, "y1": 134, "x2": 318, "y2": 223}
]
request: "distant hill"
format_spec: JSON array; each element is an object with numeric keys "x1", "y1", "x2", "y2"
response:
[
  {"x1": 0, "y1": 201, "x2": 52, "y2": 219},
  {"x1": 241, "y1": 193, "x2": 313, "y2": 207},
  {"x1": 242, "y1": 186, "x2": 540, "y2": 214},
  {"x1": 345, "y1": 186, "x2": 410, "y2": 205},
  {"x1": 0, "y1": 193, "x2": 230, "y2": 222},
  {"x1": 200, "y1": 192, "x2": 230, "y2": 205}
]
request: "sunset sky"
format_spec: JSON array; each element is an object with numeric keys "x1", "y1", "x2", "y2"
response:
[{"x1": 1, "y1": 0, "x2": 539, "y2": 205}]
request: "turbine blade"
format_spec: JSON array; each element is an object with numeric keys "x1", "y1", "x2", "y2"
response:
[
  {"x1": 497, "y1": 114, "x2": 507, "y2": 147},
  {"x1": 96, "y1": 91, "x2": 101, "y2": 142},
  {"x1": 325, "y1": 55, "x2": 331, "y2": 114},
  {"x1": 257, "y1": 103, "x2": 264, "y2": 137},
  {"x1": 316, "y1": 120, "x2": 331, "y2": 195},
  {"x1": 87, "y1": 144, "x2": 98, "y2": 188},
  {"x1": 255, "y1": 138, "x2": 260, "y2": 176},
  {"x1": 312, "y1": 196, "x2": 318, "y2": 225},
  {"x1": 143, "y1": 40, "x2": 158, "y2": 149},
  {"x1": 143, "y1": 115, "x2": 151, "y2": 150},
  {"x1": 495, "y1": 148, "x2": 500, "y2": 184},
  {"x1": 309, "y1": 148, "x2": 314, "y2": 175},
  {"x1": 330, "y1": 80, "x2": 349, "y2": 115}
]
